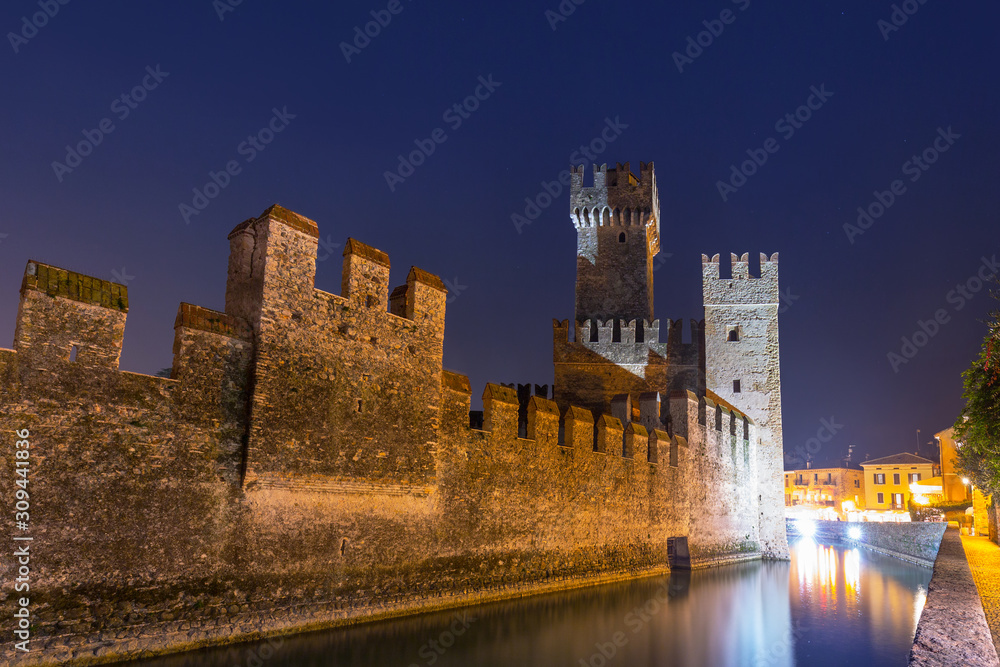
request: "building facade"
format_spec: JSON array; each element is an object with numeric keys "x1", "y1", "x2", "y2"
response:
[
  {"x1": 784, "y1": 466, "x2": 865, "y2": 517},
  {"x1": 860, "y1": 453, "x2": 938, "y2": 512},
  {"x1": 935, "y1": 427, "x2": 972, "y2": 502}
]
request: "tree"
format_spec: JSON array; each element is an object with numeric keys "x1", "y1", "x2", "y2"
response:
[{"x1": 954, "y1": 288, "x2": 1000, "y2": 496}]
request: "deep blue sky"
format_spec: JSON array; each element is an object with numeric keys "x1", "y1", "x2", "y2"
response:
[{"x1": 1, "y1": 1, "x2": 997, "y2": 468}]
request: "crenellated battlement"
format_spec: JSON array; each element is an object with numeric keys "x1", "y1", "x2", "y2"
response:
[
  {"x1": 702, "y1": 252, "x2": 780, "y2": 305},
  {"x1": 552, "y1": 316, "x2": 704, "y2": 358},
  {"x1": 450, "y1": 380, "x2": 756, "y2": 478},
  {"x1": 701, "y1": 252, "x2": 779, "y2": 280},
  {"x1": 458, "y1": 382, "x2": 682, "y2": 468},
  {"x1": 569, "y1": 162, "x2": 660, "y2": 238},
  {"x1": 562, "y1": 317, "x2": 664, "y2": 346}
]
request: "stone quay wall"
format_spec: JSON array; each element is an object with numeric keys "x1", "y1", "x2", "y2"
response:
[
  {"x1": 787, "y1": 519, "x2": 947, "y2": 567},
  {"x1": 909, "y1": 527, "x2": 999, "y2": 666}
]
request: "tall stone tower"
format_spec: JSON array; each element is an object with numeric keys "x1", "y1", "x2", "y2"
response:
[
  {"x1": 553, "y1": 162, "x2": 677, "y2": 415},
  {"x1": 702, "y1": 253, "x2": 788, "y2": 559},
  {"x1": 570, "y1": 162, "x2": 661, "y2": 323}
]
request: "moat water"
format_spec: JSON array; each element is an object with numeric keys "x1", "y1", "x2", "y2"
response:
[{"x1": 127, "y1": 538, "x2": 932, "y2": 667}]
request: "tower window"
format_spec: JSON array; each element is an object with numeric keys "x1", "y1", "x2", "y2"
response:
[
  {"x1": 69, "y1": 345, "x2": 79, "y2": 362},
  {"x1": 733, "y1": 380, "x2": 741, "y2": 393},
  {"x1": 618, "y1": 232, "x2": 626, "y2": 243},
  {"x1": 728, "y1": 327, "x2": 740, "y2": 342}
]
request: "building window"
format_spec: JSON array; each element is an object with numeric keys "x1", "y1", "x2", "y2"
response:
[
  {"x1": 893, "y1": 473, "x2": 900, "y2": 485},
  {"x1": 728, "y1": 327, "x2": 740, "y2": 342},
  {"x1": 877, "y1": 492, "x2": 884, "y2": 504},
  {"x1": 814, "y1": 473, "x2": 818, "y2": 482},
  {"x1": 909, "y1": 473, "x2": 921, "y2": 483},
  {"x1": 618, "y1": 232, "x2": 626, "y2": 243},
  {"x1": 893, "y1": 493, "x2": 904, "y2": 509},
  {"x1": 733, "y1": 380, "x2": 741, "y2": 393},
  {"x1": 826, "y1": 473, "x2": 832, "y2": 484},
  {"x1": 854, "y1": 479, "x2": 860, "y2": 488},
  {"x1": 874, "y1": 473, "x2": 885, "y2": 485}
]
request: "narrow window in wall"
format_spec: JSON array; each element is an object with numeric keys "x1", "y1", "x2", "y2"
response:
[
  {"x1": 877, "y1": 492, "x2": 884, "y2": 504},
  {"x1": 618, "y1": 232, "x2": 626, "y2": 243},
  {"x1": 69, "y1": 345, "x2": 79, "y2": 362},
  {"x1": 893, "y1": 473, "x2": 900, "y2": 485},
  {"x1": 733, "y1": 380, "x2": 741, "y2": 393},
  {"x1": 728, "y1": 327, "x2": 740, "y2": 342},
  {"x1": 356, "y1": 400, "x2": 363, "y2": 413}
]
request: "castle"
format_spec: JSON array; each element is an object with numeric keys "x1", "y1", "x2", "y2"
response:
[{"x1": 0, "y1": 161, "x2": 787, "y2": 663}]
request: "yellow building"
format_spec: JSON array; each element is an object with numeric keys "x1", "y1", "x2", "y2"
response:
[
  {"x1": 784, "y1": 466, "x2": 865, "y2": 517},
  {"x1": 860, "y1": 453, "x2": 938, "y2": 512},
  {"x1": 935, "y1": 427, "x2": 972, "y2": 502}
]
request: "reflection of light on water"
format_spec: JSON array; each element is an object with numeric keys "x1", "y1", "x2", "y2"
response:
[
  {"x1": 794, "y1": 540, "x2": 840, "y2": 596},
  {"x1": 788, "y1": 539, "x2": 933, "y2": 663},
  {"x1": 844, "y1": 548, "x2": 860, "y2": 594},
  {"x1": 913, "y1": 586, "x2": 927, "y2": 628},
  {"x1": 795, "y1": 538, "x2": 817, "y2": 587}
]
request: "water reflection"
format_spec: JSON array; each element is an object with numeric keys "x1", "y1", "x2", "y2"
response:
[
  {"x1": 126, "y1": 540, "x2": 930, "y2": 667},
  {"x1": 789, "y1": 537, "x2": 933, "y2": 667}
]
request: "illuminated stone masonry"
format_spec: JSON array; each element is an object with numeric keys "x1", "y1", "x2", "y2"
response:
[{"x1": 0, "y1": 162, "x2": 788, "y2": 663}]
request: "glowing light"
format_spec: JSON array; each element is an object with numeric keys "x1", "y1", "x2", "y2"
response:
[
  {"x1": 844, "y1": 548, "x2": 860, "y2": 592},
  {"x1": 914, "y1": 586, "x2": 927, "y2": 628},
  {"x1": 797, "y1": 519, "x2": 816, "y2": 538},
  {"x1": 912, "y1": 494, "x2": 929, "y2": 505},
  {"x1": 962, "y1": 477, "x2": 970, "y2": 485},
  {"x1": 848, "y1": 526, "x2": 862, "y2": 540}
]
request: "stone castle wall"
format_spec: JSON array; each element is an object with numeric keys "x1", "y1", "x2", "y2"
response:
[{"x1": 0, "y1": 204, "x2": 782, "y2": 664}]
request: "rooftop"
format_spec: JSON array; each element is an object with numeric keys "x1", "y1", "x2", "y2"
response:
[{"x1": 861, "y1": 452, "x2": 937, "y2": 467}]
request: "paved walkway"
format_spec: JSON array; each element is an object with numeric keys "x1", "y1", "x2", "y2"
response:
[{"x1": 963, "y1": 535, "x2": 1000, "y2": 658}]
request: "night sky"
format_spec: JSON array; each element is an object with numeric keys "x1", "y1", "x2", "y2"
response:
[{"x1": 1, "y1": 1, "x2": 997, "y2": 469}]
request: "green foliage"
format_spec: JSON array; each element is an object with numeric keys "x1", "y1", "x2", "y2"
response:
[
  {"x1": 909, "y1": 497, "x2": 971, "y2": 521},
  {"x1": 954, "y1": 286, "x2": 1000, "y2": 496}
]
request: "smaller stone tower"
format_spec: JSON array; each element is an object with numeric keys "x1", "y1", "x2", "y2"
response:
[{"x1": 702, "y1": 252, "x2": 788, "y2": 559}]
